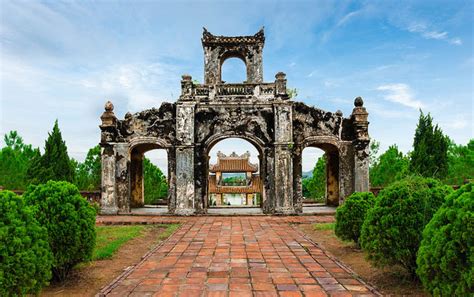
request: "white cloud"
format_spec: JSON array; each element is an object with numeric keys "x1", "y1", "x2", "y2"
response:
[
  {"x1": 377, "y1": 83, "x2": 424, "y2": 109},
  {"x1": 307, "y1": 70, "x2": 318, "y2": 78},
  {"x1": 407, "y1": 21, "x2": 462, "y2": 45},
  {"x1": 78, "y1": 63, "x2": 180, "y2": 112},
  {"x1": 336, "y1": 10, "x2": 363, "y2": 27},
  {"x1": 450, "y1": 38, "x2": 463, "y2": 45},
  {"x1": 444, "y1": 116, "x2": 468, "y2": 130}
]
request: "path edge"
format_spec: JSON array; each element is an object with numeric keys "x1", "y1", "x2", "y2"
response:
[
  {"x1": 291, "y1": 224, "x2": 382, "y2": 296},
  {"x1": 95, "y1": 221, "x2": 186, "y2": 296}
]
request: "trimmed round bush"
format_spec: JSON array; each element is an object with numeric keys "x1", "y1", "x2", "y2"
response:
[
  {"x1": 335, "y1": 191, "x2": 375, "y2": 244},
  {"x1": 0, "y1": 190, "x2": 52, "y2": 295},
  {"x1": 359, "y1": 176, "x2": 452, "y2": 276},
  {"x1": 416, "y1": 183, "x2": 473, "y2": 296},
  {"x1": 24, "y1": 181, "x2": 96, "y2": 281}
]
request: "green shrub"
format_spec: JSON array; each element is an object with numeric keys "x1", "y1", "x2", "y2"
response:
[
  {"x1": 360, "y1": 176, "x2": 452, "y2": 277},
  {"x1": 24, "y1": 181, "x2": 96, "y2": 281},
  {"x1": 335, "y1": 192, "x2": 375, "y2": 244},
  {"x1": 0, "y1": 190, "x2": 52, "y2": 295},
  {"x1": 416, "y1": 183, "x2": 473, "y2": 296}
]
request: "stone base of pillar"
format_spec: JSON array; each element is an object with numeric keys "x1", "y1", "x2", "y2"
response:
[
  {"x1": 274, "y1": 206, "x2": 296, "y2": 215},
  {"x1": 174, "y1": 208, "x2": 196, "y2": 215},
  {"x1": 100, "y1": 206, "x2": 119, "y2": 215}
]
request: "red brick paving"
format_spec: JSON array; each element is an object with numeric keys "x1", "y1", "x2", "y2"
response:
[{"x1": 98, "y1": 216, "x2": 378, "y2": 296}]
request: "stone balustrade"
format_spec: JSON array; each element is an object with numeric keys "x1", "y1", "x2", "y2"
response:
[
  {"x1": 182, "y1": 82, "x2": 279, "y2": 98},
  {"x1": 180, "y1": 73, "x2": 288, "y2": 100}
]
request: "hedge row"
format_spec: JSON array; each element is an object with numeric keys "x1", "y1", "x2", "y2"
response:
[
  {"x1": 0, "y1": 181, "x2": 96, "y2": 295},
  {"x1": 335, "y1": 176, "x2": 472, "y2": 295}
]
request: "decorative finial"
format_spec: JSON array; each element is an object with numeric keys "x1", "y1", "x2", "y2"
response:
[
  {"x1": 255, "y1": 26, "x2": 265, "y2": 38},
  {"x1": 105, "y1": 100, "x2": 114, "y2": 112},
  {"x1": 275, "y1": 72, "x2": 286, "y2": 80},
  {"x1": 202, "y1": 27, "x2": 212, "y2": 38},
  {"x1": 354, "y1": 97, "x2": 364, "y2": 107}
]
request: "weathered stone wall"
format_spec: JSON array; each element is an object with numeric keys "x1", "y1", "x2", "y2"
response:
[{"x1": 99, "y1": 28, "x2": 370, "y2": 215}]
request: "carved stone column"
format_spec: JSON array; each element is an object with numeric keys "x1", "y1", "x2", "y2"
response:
[
  {"x1": 275, "y1": 72, "x2": 288, "y2": 98},
  {"x1": 351, "y1": 97, "x2": 370, "y2": 192},
  {"x1": 338, "y1": 142, "x2": 355, "y2": 203},
  {"x1": 273, "y1": 102, "x2": 295, "y2": 214},
  {"x1": 167, "y1": 148, "x2": 177, "y2": 213},
  {"x1": 292, "y1": 145, "x2": 303, "y2": 213},
  {"x1": 100, "y1": 145, "x2": 118, "y2": 214},
  {"x1": 175, "y1": 102, "x2": 196, "y2": 215},
  {"x1": 115, "y1": 143, "x2": 130, "y2": 212},
  {"x1": 100, "y1": 101, "x2": 118, "y2": 214}
]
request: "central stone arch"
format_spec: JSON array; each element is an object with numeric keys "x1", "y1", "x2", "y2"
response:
[
  {"x1": 200, "y1": 134, "x2": 268, "y2": 210},
  {"x1": 99, "y1": 28, "x2": 370, "y2": 215}
]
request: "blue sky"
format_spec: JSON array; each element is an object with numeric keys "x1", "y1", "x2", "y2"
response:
[{"x1": 1, "y1": 0, "x2": 472, "y2": 172}]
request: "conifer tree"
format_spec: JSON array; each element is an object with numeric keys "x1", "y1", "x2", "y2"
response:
[
  {"x1": 305, "y1": 155, "x2": 326, "y2": 201},
  {"x1": 27, "y1": 120, "x2": 74, "y2": 184},
  {"x1": 370, "y1": 145, "x2": 409, "y2": 187},
  {"x1": 410, "y1": 111, "x2": 448, "y2": 179}
]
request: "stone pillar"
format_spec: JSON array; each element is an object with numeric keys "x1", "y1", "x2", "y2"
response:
[
  {"x1": 351, "y1": 97, "x2": 370, "y2": 192},
  {"x1": 246, "y1": 45, "x2": 264, "y2": 83},
  {"x1": 115, "y1": 143, "x2": 130, "y2": 212},
  {"x1": 275, "y1": 72, "x2": 288, "y2": 98},
  {"x1": 273, "y1": 102, "x2": 295, "y2": 214},
  {"x1": 175, "y1": 102, "x2": 196, "y2": 215},
  {"x1": 167, "y1": 148, "x2": 177, "y2": 213},
  {"x1": 326, "y1": 152, "x2": 340, "y2": 206},
  {"x1": 130, "y1": 151, "x2": 144, "y2": 208},
  {"x1": 100, "y1": 145, "x2": 118, "y2": 214},
  {"x1": 180, "y1": 74, "x2": 194, "y2": 100},
  {"x1": 100, "y1": 101, "x2": 118, "y2": 215},
  {"x1": 338, "y1": 142, "x2": 355, "y2": 203},
  {"x1": 292, "y1": 145, "x2": 303, "y2": 213}
]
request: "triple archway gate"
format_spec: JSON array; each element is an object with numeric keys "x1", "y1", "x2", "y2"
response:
[{"x1": 99, "y1": 29, "x2": 370, "y2": 215}]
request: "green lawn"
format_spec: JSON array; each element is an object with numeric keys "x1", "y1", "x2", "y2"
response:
[
  {"x1": 93, "y1": 224, "x2": 179, "y2": 260},
  {"x1": 313, "y1": 222, "x2": 335, "y2": 231}
]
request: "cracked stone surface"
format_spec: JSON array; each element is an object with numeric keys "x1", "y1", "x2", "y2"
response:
[{"x1": 98, "y1": 216, "x2": 378, "y2": 297}]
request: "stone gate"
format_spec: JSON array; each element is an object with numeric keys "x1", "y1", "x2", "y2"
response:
[{"x1": 99, "y1": 28, "x2": 369, "y2": 215}]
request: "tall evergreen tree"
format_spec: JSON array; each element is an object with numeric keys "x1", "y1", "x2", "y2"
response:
[
  {"x1": 410, "y1": 111, "x2": 448, "y2": 179},
  {"x1": 444, "y1": 139, "x2": 474, "y2": 185},
  {"x1": 0, "y1": 131, "x2": 39, "y2": 189},
  {"x1": 304, "y1": 155, "x2": 326, "y2": 201},
  {"x1": 370, "y1": 145, "x2": 409, "y2": 187},
  {"x1": 143, "y1": 157, "x2": 168, "y2": 204},
  {"x1": 27, "y1": 120, "x2": 74, "y2": 184},
  {"x1": 74, "y1": 145, "x2": 101, "y2": 190}
]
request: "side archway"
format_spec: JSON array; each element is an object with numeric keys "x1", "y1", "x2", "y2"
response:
[
  {"x1": 128, "y1": 137, "x2": 175, "y2": 212},
  {"x1": 294, "y1": 136, "x2": 343, "y2": 211}
]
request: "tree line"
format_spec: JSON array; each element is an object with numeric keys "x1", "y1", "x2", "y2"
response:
[
  {"x1": 0, "y1": 121, "x2": 168, "y2": 204},
  {"x1": 303, "y1": 110, "x2": 473, "y2": 200}
]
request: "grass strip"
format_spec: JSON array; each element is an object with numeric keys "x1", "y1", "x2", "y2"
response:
[
  {"x1": 313, "y1": 222, "x2": 335, "y2": 231},
  {"x1": 93, "y1": 224, "x2": 180, "y2": 260}
]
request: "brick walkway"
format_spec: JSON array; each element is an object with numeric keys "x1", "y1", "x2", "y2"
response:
[{"x1": 98, "y1": 216, "x2": 378, "y2": 297}]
